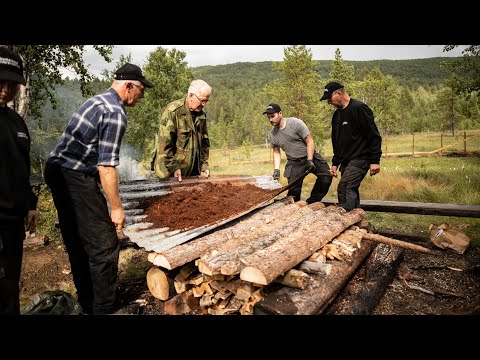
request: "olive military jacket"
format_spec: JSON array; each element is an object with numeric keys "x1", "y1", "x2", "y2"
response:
[{"x1": 154, "y1": 97, "x2": 210, "y2": 179}]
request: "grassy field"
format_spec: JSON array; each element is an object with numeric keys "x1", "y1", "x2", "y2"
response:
[
  {"x1": 212, "y1": 153, "x2": 480, "y2": 247},
  {"x1": 211, "y1": 130, "x2": 480, "y2": 166}
]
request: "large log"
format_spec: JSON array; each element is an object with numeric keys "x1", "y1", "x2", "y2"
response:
[
  {"x1": 255, "y1": 235, "x2": 377, "y2": 315},
  {"x1": 151, "y1": 197, "x2": 296, "y2": 270},
  {"x1": 325, "y1": 244, "x2": 404, "y2": 315},
  {"x1": 198, "y1": 202, "x2": 330, "y2": 276},
  {"x1": 146, "y1": 267, "x2": 170, "y2": 300},
  {"x1": 240, "y1": 208, "x2": 367, "y2": 285}
]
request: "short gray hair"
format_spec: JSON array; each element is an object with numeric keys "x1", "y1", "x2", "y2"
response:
[{"x1": 188, "y1": 79, "x2": 212, "y2": 95}]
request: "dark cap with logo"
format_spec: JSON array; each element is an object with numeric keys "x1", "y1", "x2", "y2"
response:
[
  {"x1": 114, "y1": 63, "x2": 154, "y2": 88},
  {"x1": 0, "y1": 47, "x2": 26, "y2": 85},
  {"x1": 320, "y1": 81, "x2": 344, "y2": 101},
  {"x1": 263, "y1": 103, "x2": 282, "y2": 115}
]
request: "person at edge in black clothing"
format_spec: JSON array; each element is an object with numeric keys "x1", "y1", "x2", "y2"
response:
[
  {"x1": 264, "y1": 103, "x2": 332, "y2": 204},
  {"x1": 0, "y1": 47, "x2": 39, "y2": 315},
  {"x1": 320, "y1": 82, "x2": 382, "y2": 212}
]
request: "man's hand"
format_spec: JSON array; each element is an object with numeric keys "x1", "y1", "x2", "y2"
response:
[
  {"x1": 272, "y1": 169, "x2": 280, "y2": 181},
  {"x1": 329, "y1": 165, "x2": 338, "y2": 178},
  {"x1": 306, "y1": 159, "x2": 316, "y2": 173},
  {"x1": 25, "y1": 209, "x2": 39, "y2": 233},
  {"x1": 174, "y1": 169, "x2": 182, "y2": 182},
  {"x1": 370, "y1": 164, "x2": 380, "y2": 176}
]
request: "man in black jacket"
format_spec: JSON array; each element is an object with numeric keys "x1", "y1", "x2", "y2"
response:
[
  {"x1": 321, "y1": 82, "x2": 382, "y2": 211},
  {"x1": 0, "y1": 47, "x2": 38, "y2": 315}
]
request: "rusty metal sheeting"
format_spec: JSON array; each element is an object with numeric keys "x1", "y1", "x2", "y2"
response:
[{"x1": 120, "y1": 175, "x2": 282, "y2": 252}]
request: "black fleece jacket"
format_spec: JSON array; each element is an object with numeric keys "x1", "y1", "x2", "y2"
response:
[
  {"x1": 331, "y1": 98, "x2": 382, "y2": 167},
  {"x1": 0, "y1": 106, "x2": 37, "y2": 226}
]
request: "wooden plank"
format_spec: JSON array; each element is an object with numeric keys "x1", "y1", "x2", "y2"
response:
[{"x1": 321, "y1": 199, "x2": 480, "y2": 218}]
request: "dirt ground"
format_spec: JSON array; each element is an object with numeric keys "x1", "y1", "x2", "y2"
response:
[{"x1": 19, "y1": 232, "x2": 480, "y2": 315}]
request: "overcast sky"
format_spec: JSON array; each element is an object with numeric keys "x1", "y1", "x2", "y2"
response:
[{"x1": 82, "y1": 45, "x2": 468, "y2": 77}]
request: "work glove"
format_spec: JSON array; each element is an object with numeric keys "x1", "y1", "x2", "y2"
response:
[
  {"x1": 306, "y1": 159, "x2": 316, "y2": 173},
  {"x1": 272, "y1": 169, "x2": 280, "y2": 181}
]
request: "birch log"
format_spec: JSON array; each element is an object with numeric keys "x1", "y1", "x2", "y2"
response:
[{"x1": 240, "y1": 208, "x2": 366, "y2": 285}]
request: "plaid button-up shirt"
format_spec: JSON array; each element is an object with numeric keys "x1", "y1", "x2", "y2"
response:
[{"x1": 47, "y1": 88, "x2": 127, "y2": 175}]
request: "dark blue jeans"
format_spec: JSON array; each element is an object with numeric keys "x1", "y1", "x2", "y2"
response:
[
  {"x1": 338, "y1": 159, "x2": 370, "y2": 211},
  {"x1": 45, "y1": 162, "x2": 120, "y2": 314}
]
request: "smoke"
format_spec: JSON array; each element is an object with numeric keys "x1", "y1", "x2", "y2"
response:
[{"x1": 117, "y1": 144, "x2": 147, "y2": 182}]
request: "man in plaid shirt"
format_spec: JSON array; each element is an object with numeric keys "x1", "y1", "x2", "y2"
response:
[{"x1": 45, "y1": 63, "x2": 153, "y2": 314}]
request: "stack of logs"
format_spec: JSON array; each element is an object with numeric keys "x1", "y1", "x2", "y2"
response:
[
  {"x1": 146, "y1": 197, "x2": 360, "y2": 314},
  {"x1": 146, "y1": 197, "x2": 426, "y2": 315}
]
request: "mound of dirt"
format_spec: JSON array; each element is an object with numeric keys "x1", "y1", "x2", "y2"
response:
[{"x1": 140, "y1": 182, "x2": 279, "y2": 231}]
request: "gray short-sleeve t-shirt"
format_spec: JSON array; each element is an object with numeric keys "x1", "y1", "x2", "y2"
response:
[{"x1": 269, "y1": 117, "x2": 309, "y2": 160}]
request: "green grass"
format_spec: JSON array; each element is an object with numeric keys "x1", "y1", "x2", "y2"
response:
[{"x1": 212, "y1": 154, "x2": 480, "y2": 247}]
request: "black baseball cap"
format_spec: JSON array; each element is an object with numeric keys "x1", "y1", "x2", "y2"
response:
[
  {"x1": 263, "y1": 103, "x2": 282, "y2": 114},
  {"x1": 320, "y1": 81, "x2": 344, "y2": 101},
  {"x1": 114, "y1": 63, "x2": 154, "y2": 88},
  {"x1": 0, "y1": 47, "x2": 26, "y2": 85}
]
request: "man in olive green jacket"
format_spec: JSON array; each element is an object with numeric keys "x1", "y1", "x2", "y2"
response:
[{"x1": 153, "y1": 79, "x2": 212, "y2": 181}]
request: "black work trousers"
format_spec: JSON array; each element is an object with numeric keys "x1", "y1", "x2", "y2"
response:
[
  {"x1": 284, "y1": 153, "x2": 332, "y2": 203},
  {"x1": 0, "y1": 222, "x2": 25, "y2": 315},
  {"x1": 44, "y1": 163, "x2": 120, "y2": 314},
  {"x1": 337, "y1": 159, "x2": 370, "y2": 212}
]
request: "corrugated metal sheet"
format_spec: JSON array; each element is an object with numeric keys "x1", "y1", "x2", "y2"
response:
[{"x1": 119, "y1": 175, "x2": 282, "y2": 253}]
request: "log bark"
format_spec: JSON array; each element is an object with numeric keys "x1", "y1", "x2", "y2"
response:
[
  {"x1": 198, "y1": 202, "x2": 331, "y2": 276},
  {"x1": 363, "y1": 233, "x2": 431, "y2": 254},
  {"x1": 151, "y1": 197, "x2": 296, "y2": 270},
  {"x1": 326, "y1": 244, "x2": 404, "y2": 315},
  {"x1": 255, "y1": 237, "x2": 376, "y2": 315},
  {"x1": 146, "y1": 266, "x2": 170, "y2": 300},
  {"x1": 240, "y1": 208, "x2": 367, "y2": 285}
]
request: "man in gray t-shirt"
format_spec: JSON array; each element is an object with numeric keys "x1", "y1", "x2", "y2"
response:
[{"x1": 263, "y1": 103, "x2": 332, "y2": 203}]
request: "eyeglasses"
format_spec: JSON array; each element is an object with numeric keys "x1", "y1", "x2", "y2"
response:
[
  {"x1": 193, "y1": 93, "x2": 209, "y2": 105},
  {"x1": 131, "y1": 82, "x2": 145, "y2": 94}
]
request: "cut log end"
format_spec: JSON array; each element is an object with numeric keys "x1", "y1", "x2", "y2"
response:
[
  {"x1": 146, "y1": 266, "x2": 170, "y2": 300},
  {"x1": 197, "y1": 261, "x2": 217, "y2": 276},
  {"x1": 152, "y1": 254, "x2": 172, "y2": 270},
  {"x1": 240, "y1": 267, "x2": 267, "y2": 285}
]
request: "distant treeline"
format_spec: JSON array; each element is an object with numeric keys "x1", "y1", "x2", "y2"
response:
[{"x1": 193, "y1": 57, "x2": 456, "y2": 90}]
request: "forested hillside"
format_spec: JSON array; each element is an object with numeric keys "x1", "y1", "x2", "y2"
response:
[
  {"x1": 194, "y1": 57, "x2": 456, "y2": 90},
  {"x1": 28, "y1": 54, "x2": 479, "y2": 171}
]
